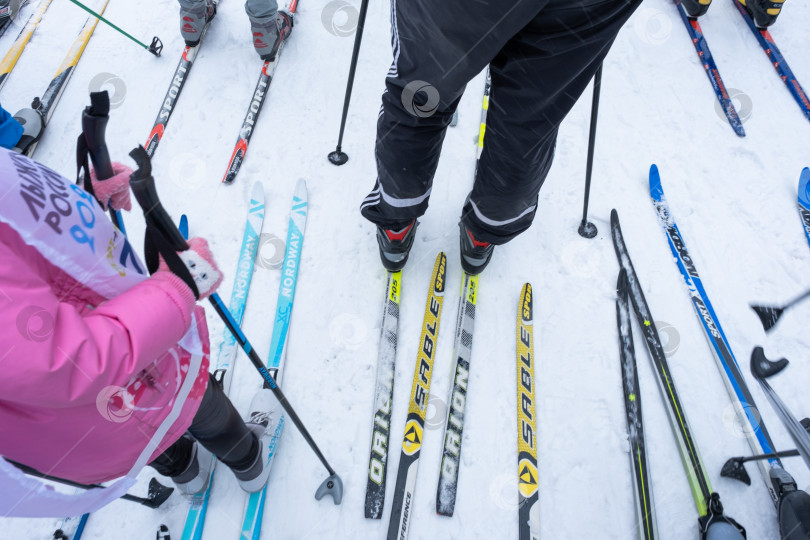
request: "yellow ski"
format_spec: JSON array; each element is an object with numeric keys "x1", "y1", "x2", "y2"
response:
[
  {"x1": 24, "y1": 0, "x2": 109, "y2": 157},
  {"x1": 516, "y1": 283, "x2": 539, "y2": 540},
  {"x1": 0, "y1": 0, "x2": 53, "y2": 91},
  {"x1": 386, "y1": 252, "x2": 446, "y2": 540}
]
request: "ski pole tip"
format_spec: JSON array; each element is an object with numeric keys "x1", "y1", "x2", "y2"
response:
[
  {"x1": 719, "y1": 457, "x2": 751, "y2": 486},
  {"x1": 327, "y1": 149, "x2": 348, "y2": 166},
  {"x1": 750, "y1": 304, "x2": 782, "y2": 332},
  {"x1": 314, "y1": 473, "x2": 343, "y2": 505},
  {"x1": 578, "y1": 220, "x2": 597, "y2": 239},
  {"x1": 148, "y1": 36, "x2": 163, "y2": 57}
]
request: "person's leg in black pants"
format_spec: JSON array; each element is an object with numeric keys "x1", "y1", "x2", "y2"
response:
[
  {"x1": 150, "y1": 374, "x2": 258, "y2": 478},
  {"x1": 361, "y1": 0, "x2": 642, "y2": 245}
]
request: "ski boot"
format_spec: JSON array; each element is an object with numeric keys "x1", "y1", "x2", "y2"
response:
[
  {"x1": 739, "y1": 0, "x2": 785, "y2": 28},
  {"x1": 179, "y1": 0, "x2": 216, "y2": 47},
  {"x1": 11, "y1": 105, "x2": 44, "y2": 155},
  {"x1": 0, "y1": 0, "x2": 29, "y2": 36},
  {"x1": 459, "y1": 222, "x2": 494, "y2": 275},
  {"x1": 680, "y1": 0, "x2": 712, "y2": 18},
  {"x1": 375, "y1": 219, "x2": 418, "y2": 272},
  {"x1": 173, "y1": 438, "x2": 214, "y2": 495},
  {"x1": 251, "y1": 9, "x2": 293, "y2": 61},
  {"x1": 232, "y1": 389, "x2": 281, "y2": 493}
]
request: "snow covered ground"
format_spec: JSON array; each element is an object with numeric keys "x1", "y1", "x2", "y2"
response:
[{"x1": 2, "y1": 0, "x2": 810, "y2": 538}]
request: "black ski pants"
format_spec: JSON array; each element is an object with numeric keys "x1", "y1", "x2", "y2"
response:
[
  {"x1": 150, "y1": 374, "x2": 257, "y2": 477},
  {"x1": 361, "y1": 0, "x2": 642, "y2": 244}
]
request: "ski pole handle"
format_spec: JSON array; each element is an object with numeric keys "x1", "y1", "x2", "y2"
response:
[
  {"x1": 82, "y1": 91, "x2": 115, "y2": 179},
  {"x1": 128, "y1": 145, "x2": 188, "y2": 251},
  {"x1": 80, "y1": 91, "x2": 127, "y2": 232}
]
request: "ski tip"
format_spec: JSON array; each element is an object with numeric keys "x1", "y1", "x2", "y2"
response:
[
  {"x1": 294, "y1": 177, "x2": 308, "y2": 199},
  {"x1": 799, "y1": 167, "x2": 810, "y2": 206},
  {"x1": 251, "y1": 181, "x2": 264, "y2": 201},
  {"x1": 433, "y1": 251, "x2": 448, "y2": 286},
  {"x1": 610, "y1": 208, "x2": 619, "y2": 227},
  {"x1": 519, "y1": 282, "x2": 533, "y2": 322},
  {"x1": 733, "y1": 124, "x2": 746, "y2": 138},
  {"x1": 649, "y1": 164, "x2": 663, "y2": 200},
  {"x1": 750, "y1": 346, "x2": 789, "y2": 379}
]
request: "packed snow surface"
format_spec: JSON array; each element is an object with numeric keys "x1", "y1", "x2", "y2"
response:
[{"x1": 2, "y1": 0, "x2": 809, "y2": 538}]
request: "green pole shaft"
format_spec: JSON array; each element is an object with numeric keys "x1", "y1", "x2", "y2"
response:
[{"x1": 68, "y1": 0, "x2": 149, "y2": 50}]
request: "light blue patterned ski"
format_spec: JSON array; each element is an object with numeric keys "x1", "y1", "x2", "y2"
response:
[
  {"x1": 181, "y1": 182, "x2": 266, "y2": 540},
  {"x1": 240, "y1": 179, "x2": 308, "y2": 539}
]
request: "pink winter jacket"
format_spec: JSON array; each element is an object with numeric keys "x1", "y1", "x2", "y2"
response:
[{"x1": 0, "y1": 222, "x2": 210, "y2": 484}]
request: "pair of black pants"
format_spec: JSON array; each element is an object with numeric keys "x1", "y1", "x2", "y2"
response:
[
  {"x1": 150, "y1": 375, "x2": 257, "y2": 477},
  {"x1": 360, "y1": 0, "x2": 642, "y2": 244}
]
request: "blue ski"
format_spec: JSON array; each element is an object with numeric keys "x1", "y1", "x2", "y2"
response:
[
  {"x1": 674, "y1": 0, "x2": 745, "y2": 137},
  {"x1": 732, "y1": 0, "x2": 810, "y2": 123},
  {"x1": 650, "y1": 164, "x2": 790, "y2": 505},
  {"x1": 181, "y1": 182, "x2": 266, "y2": 540},
  {"x1": 240, "y1": 178, "x2": 308, "y2": 539}
]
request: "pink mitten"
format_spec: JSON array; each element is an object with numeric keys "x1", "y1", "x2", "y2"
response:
[
  {"x1": 91, "y1": 162, "x2": 133, "y2": 211},
  {"x1": 158, "y1": 237, "x2": 223, "y2": 300}
]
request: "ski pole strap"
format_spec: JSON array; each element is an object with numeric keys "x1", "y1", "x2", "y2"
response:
[
  {"x1": 698, "y1": 493, "x2": 747, "y2": 540},
  {"x1": 129, "y1": 145, "x2": 187, "y2": 249},
  {"x1": 74, "y1": 128, "x2": 126, "y2": 232},
  {"x1": 144, "y1": 224, "x2": 200, "y2": 299},
  {"x1": 129, "y1": 145, "x2": 199, "y2": 297},
  {"x1": 75, "y1": 132, "x2": 96, "y2": 199}
]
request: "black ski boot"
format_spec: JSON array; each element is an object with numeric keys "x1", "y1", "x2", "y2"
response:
[
  {"x1": 459, "y1": 222, "x2": 494, "y2": 275},
  {"x1": 0, "y1": 0, "x2": 29, "y2": 36},
  {"x1": 740, "y1": 0, "x2": 785, "y2": 28},
  {"x1": 375, "y1": 220, "x2": 418, "y2": 272},
  {"x1": 681, "y1": 0, "x2": 712, "y2": 17},
  {"x1": 11, "y1": 106, "x2": 44, "y2": 155}
]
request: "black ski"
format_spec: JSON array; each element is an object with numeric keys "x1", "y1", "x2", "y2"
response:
[
  {"x1": 616, "y1": 269, "x2": 659, "y2": 540},
  {"x1": 611, "y1": 209, "x2": 745, "y2": 539}
]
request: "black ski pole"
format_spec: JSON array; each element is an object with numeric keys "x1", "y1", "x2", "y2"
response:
[
  {"x1": 721, "y1": 449, "x2": 801, "y2": 485},
  {"x1": 79, "y1": 91, "x2": 126, "y2": 233},
  {"x1": 67, "y1": 0, "x2": 162, "y2": 56},
  {"x1": 751, "y1": 287, "x2": 810, "y2": 332},
  {"x1": 8, "y1": 460, "x2": 173, "y2": 508},
  {"x1": 750, "y1": 347, "x2": 810, "y2": 471},
  {"x1": 327, "y1": 0, "x2": 369, "y2": 166},
  {"x1": 127, "y1": 145, "x2": 343, "y2": 505},
  {"x1": 578, "y1": 63, "x2": 602, "y2": 239}
]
